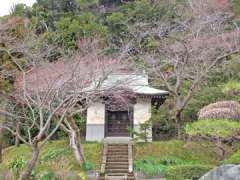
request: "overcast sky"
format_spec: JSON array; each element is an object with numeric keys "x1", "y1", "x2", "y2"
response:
[{"x1": 0, "y1": 0, "x2": 36, "y2": 16}]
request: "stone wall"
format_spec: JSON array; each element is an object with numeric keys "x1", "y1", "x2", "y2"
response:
[
  {"x1": 86, "y1": 102, "x2": 105, "y2": 141},
  {"x1": 133, "y1": 98, "x2": 152, "y2": 142}
]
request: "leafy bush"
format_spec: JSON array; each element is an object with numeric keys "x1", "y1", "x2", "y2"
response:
[
  {"x1": 55, "y1": 14, "x2": 107, "y2": 49},
  {"x1": 8, "y1": 156, "x2": 26, "y2": 178},
  {"x1": 82, "y1": 161, "x2": 95, "y2": 171},
  {"x1": 223, "y1": 81, "x2": 240, "y2": 102},
  {"x1": 10, "y1": 3, "x2": 31, "y2": 17},
  {"x1": 183, "y1": 85, "x2": 226, "y2": 121},
  {"x1": 131, "y1": 121, "x2": 152, "y2": 142},
  {"x1": 77, "y1": 0, "x2": 99, "y2": 9},
  {"x1": 185, "y1": 119, "x2": 240, "y2": 138},
  {"x1": 198, "y1": 101, "x2": 240, "y2": 120},
  {"x1": 165, "y1": 164, "x2": 212, "y2": 180}
]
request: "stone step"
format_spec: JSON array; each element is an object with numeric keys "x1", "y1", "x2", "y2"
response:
[
  {"x1": 105, "y1": 169, "x2": 129, "y2": 173},
  {"x1": 99, "y1": 139, "x2": 134, "y2": 180},
  {"x1": 108, "y1": 144, "x2": 128, "y2": 149},
  {"x1": 106, "y1": 163, "x2": 128, "y2": 168},
  {"x1": 107, "y1": 156, "x2": 128, "y2": 162},
  {"x1": 106, "y1": 162, "x2": 129, "y2": 165},
  {"x1": 107, "y1": 160, "x2": 128, "y2": 164},
  {"x1": 106, "y1": 176, "x2": 135, "y2": 180},
  {"x1": 108, "y1": 148, "x2": 128, "y2": 151},
  {"x1": 107, "y1": 152, "x2": 128, "y2": 156},
  {"x1": 107, "y1": 154, "x2": 128, "y2": 158},
  {"x1": 98, "y1": 175, "x2": 135, "y2": 180},
  {"x1": 108, "y1": 148, "x2": 128, "y2": 152},
  {"x1": 107, "y1": 148, "x2": 128, "y2": 151},
  {"x1": 107, "y1": 158, "x2": 128, "y2": 162},
  {"x1": 108, "y1": 143, "x2": 128, "y2": 147},
  {"x1": 106, "y1": 165, "x2": 129, "y2": 169}
]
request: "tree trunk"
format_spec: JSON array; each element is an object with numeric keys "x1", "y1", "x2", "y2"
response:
[
  {"x1": 0, "y1": 126, "x2": 3, "y2": 163},
  {"x1": 20, "y1": 144, "x2": 39, "y2": 180},
  {"x1": 175, "y1": 111, "x2": 182, "y2": 139},
  {"x1": 0, "y1": 97, "x2": 6, "y2": 163},
  {"x1": 67, "y1": 117, "x2": 85, "y2": 165},
  {"x1": 15, "y1": 119, "x2": 20, "y2": 147},
  {"x1": 216, "y1": 139, "x2": 226, "y2": 160}
]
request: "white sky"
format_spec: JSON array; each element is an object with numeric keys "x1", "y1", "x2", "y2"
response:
[{"x1": 0, "y1": 0, "x2": 36, "y2": 16}]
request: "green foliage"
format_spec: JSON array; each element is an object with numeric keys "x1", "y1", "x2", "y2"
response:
[
  {"x1": 134, "y1": 155, "x2": 211, "y2": 178},
  {"x1": 40, "y1": 148, "x2": 71, "y2": 162},
  {"x1": 135, "y1": 140, "x2": 221, "y2": 165},
  {"x1": 120, "y1": 0, "x2": 175, "y2": 23},
  {"x1": 82, "y1": 161, "x2": 95, "y2": 171},
  {"x1": 36, "y1": 0, "x2": 77, "y2": 13},
  {"x1": 223, "y1": 81, "x2": 240, "y2": 94},
  {"x1": 0, "y1": 140, "x2": 102, "y2": 176},
  {"x1": 131, "y1": 121, "x2": 152, "y2": 142},
  {"x1": 165, "y1": 164, "x2": 212, "y2": 180},
  {"x1": 55, "y1": 14, "x2": 107, "y2": 49},
  {"x1": 222, "y1": 55, "x2": 240, "y2": 80},
  {"x1": 223, "y1": 81, "x2": 240, "y2": 102},
  {"x1": 10, "y1": 3, "x2": 31, "y2": 17},
  {"x1": 151, "y1": 100, "x2": 176, "y2": 140},
  {"x1": 106, "y1": 12, "x2": 125, "y2": 25},
  {"x1": 8, "y1": 156, "x2": 26, "y2": 178},
  {"x1": 77, "y1": 0, "x2": 99, "y2": 9},
  {"x1": 39, "y1": 171, "x2": 54, "y2": 180},
  {"x1": 73, "y1": 114, "x2": 86, "y2": 134},
  {"x1": 232, "y1": 0, "x2": 240, "y2": 16},
  {"x1": 184, "y1": 86, "x2": 226, "y2": 121},
  {"x1": 223, "y1": 150, "x2": 240, "y2": 164},
  {"x1": 134, "y1": 156, "x2": 168, "y2": 176},
  {"x1": 185, "y1": 119, "x2": 240, "y2": 138}
]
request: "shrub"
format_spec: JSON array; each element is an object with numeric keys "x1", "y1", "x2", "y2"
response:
[
  {"x1": 198, "y1": 101, "x2": 240, "y2": 120},
  {"x1": 8, "y1": 156, "x2": 26, "y2": 178},
  {"x1": 165, "y1": 164, "x2": 212, "y2": 180},
  {"x1": 82, "y1": 161, "x2": 95, "y2": 171},
  {"x1": 185, "y1": 119, "x2": 240, "y2": 138}
]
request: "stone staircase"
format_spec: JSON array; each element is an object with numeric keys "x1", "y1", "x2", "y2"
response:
[{"x1": 99, "y1": 137, "x2": 135, "y2": 180}]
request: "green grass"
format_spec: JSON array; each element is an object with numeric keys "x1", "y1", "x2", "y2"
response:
[
  {"x1": 0, "y1": 140, "x2": 102, "y2": 177},
  {"x1": 223, "y1": 149, "x2": 240, "y2": 164},
  {"x1": 0, "y1": 139, "x2": 233, "y2": 179},
  {"x1": 134, "y1": 140, "x2": 220, "y2": 165},
  {"x1": 185, "y1": 119, "x2": 240, "y2": 138},
  {"x1": 134, "y1": 140, "x2": 222, "y2": 178}
]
